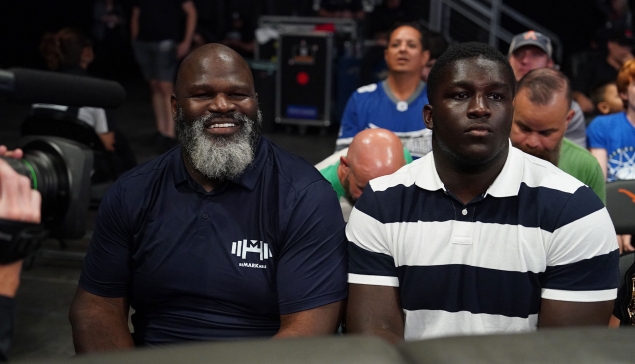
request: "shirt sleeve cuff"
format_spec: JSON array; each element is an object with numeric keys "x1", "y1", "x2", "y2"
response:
[
  {"x1": 348, "y1": 273, "x2": 399, "y2": 287},
  {"x1": 541, "y1": 288, "x2": 617, "y2": 302}
]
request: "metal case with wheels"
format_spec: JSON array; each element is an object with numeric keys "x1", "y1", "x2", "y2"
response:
[{"x1": 276, "y1": 31, "x2": 333, "y2": 127}]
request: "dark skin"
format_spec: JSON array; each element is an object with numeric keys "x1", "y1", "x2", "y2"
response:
[
  {"x1": 69, "y1": 45, "x2": 343, "y2": 353},
  {"x1": 346, "y1": 56, "x2": 613, "y2": 344}
]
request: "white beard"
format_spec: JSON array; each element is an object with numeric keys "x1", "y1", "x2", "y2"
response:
[{"x1": 175, "y1": 108, "x2": 262, "y2": 180}]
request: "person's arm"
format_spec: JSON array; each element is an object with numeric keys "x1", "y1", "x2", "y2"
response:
[
  {"x1": 274, "y1": 301, "x2": 343, "y2": 338},
  {"x1": 590, "y1": 148, "x2": 608, "y2": 181},
  {"x1": 346, "y1": 185, "x2": 403, "y2": 342},
  {"x1": 176, "y1": 0, "x2": 197, "y2": 59},
  {"x1": 539, "y1": 187, "x2": 619, "y2": 328},
  {"x1": 98, "y1": 132, "x2": 116, "y2": 152},
  {"x1": 69, "y1": 179, "x2": 135, "y2": 353},
  {"x1": 0, "y1": 149, "x2": 42, "y2": 362},
  {"x1": 538, "y1": 299, "x2": 614, "y2": 327},
  {"x1": 573, "y1": 91, "x2": 595, "y2": 114},
  {"x1": 347, "y1": 284, "x2": 403, "y2": 344},
  {"x1": 275, "y1": 179, "x2": 348, "y2": 336},
  {"x1": 130, "y1": 6, "x2": 140, "y2": 40},
  {"x1": 69, "y1": 288, "x2": 133, "y2": 353}
]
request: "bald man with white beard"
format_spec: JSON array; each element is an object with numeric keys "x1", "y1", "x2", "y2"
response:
[{"x1": 70, "y1": 44, "x2": 348, "y2": 351}]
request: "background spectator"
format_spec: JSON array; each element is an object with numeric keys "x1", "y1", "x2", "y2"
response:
[
  {"x1": 572, "y1": 24, "x2": 634, "y2": 114},
  {"x1": 590, "y1": 80, "x2": 625, "y2": 115},
  {"x1": 130, "y1": 0, "x2": 197, "y2": 151},
  {"x1": 91, "y1": 0, "x2": 128, "y2": 80}
]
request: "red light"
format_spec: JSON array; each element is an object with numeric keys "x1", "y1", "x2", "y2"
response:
[{"x1": 296, "y1": 72, "x2": 310, "y2": 86}]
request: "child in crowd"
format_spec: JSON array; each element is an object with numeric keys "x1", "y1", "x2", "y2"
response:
[
  {"x1": 587, "y1": 60, "x2": 635, "y2": 253},
  {"x1": 590, "y1": 81, "x2": 625, "y2": 115}
]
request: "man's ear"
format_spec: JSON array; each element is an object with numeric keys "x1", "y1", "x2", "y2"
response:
[
  {"x1": 339, "y1": 156, "x2": 350, "y2": 169},
  {"x1": 597, "y1": 101, "x2": 610, "y2": 114},
  {"x1": 547, "y1": 58, "x2": 554, "y2": 69},
  {"x1": 421, "y1": 49, "x2": 431, "y2": 68},
  {"x1": 171, "y1": 95, "x2": 178, "y2": 120},
  {"x1": 565, "y1": 108, "x2": 575, "y2": 126},
  {"x1": 337, "y1": 156, "x2": 350, "y2": 183},
  {"x1": 423, "y1": 104, "x2": 434, "y2": 130}
]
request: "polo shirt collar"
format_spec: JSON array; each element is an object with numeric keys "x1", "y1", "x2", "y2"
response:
[
  {"x1": 172, "y1": 136, "x2": 267, "y2": 192},
  {"x1": 414, "y1": 140, "x2": 522, "y2": 198}
]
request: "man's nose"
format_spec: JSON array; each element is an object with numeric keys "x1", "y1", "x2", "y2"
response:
[
  {"x1": 467, "y1": 95, "x2": 491, "y2": 119},
  {"x1": 209, "y1": 94, "x2": 236, "y2": 113},
  {"x1": 525, "y1": 133, "x2": 541, "y2": 148}
]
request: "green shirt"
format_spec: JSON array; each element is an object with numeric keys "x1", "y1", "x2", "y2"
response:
[
  {"x1": 319, "y1": 148, "x2": 414, "y2": 199},
  {"x1": 558, "y1": 138, "x2": 606, "y2": 204}
]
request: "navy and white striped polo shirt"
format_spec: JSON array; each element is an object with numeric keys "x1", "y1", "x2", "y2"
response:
[{"x1": 347, "y1": 144, "x2": 620, "y2": 340}]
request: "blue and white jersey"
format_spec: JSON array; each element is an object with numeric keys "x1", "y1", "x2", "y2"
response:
[
  {"x1": 347, "y1": 144, "x2": 619, "y2": 340},
  {"x1": 336, "y1": 81, "x2": 431, "y2": 159}
]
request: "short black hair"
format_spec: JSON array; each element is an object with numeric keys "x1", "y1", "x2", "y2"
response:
[
  {"x1": 427, "y1": 42, "x2": 516, "y2": 103},
  {"x1": 590, "y1": 80, "x2": 617, "y2": 106},
  {"x1": 388, "y1": 22, "x2": 426, "y2": 50},
  {"x1": 517, "y1": 68, "x2": 572, "y2": 108}
]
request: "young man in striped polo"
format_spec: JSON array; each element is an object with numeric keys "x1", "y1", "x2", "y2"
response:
[{"x1": 345, "y1": 42, "x2": 620, "y2": 342}]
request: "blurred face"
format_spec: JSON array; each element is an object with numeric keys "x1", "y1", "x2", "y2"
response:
[
  {"x1": 509, "y1": 46, "x2": 553, "y2": 81},
  {"x1": 598, "y1": 83, "x2": 625, "y2": 114},
  {"x1": 607, "y1": 41, "x2": 634, "y2": 65},
  {"x1": 424, "y1": 57, "x2": 514, "y2": 166},
  {"x1": 619, "y1": 79, "x2": 635, "y2": 111},
  {"x1": 339, "y1": 159, "x2": 372, "y2": 205},
  {"x1": 385, "y1": 26, "x2": 430, "y2": 75},
  {"x1": 421, "y1": 59, "x2": 436, "y2": 82},
  {"x1": 510, "y1": 88, "x2": 574, "y2": 165}
]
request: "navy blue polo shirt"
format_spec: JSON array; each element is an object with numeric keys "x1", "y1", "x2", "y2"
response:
[{"x1": 79, "y1": 137, "x2": 348, "y2": 345}]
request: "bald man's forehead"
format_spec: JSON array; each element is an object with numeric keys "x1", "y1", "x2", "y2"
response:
[{"x1": 175, "y1": 49, "x2": 255, "y2": 96}]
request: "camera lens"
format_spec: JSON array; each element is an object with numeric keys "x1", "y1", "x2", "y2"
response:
[{"x1": 2, "y1": 140, "x2": 70, "y2": 228}]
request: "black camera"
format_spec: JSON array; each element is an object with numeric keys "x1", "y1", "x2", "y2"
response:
[
  {"x1": 0, "y1": 68, "x2": 125, "y2": 263},
  {"x1": 0, "y1": 137, "x2": 93, "y2": 264}
]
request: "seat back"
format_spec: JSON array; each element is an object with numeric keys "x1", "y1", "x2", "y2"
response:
[
  {"x1": 21, "y1": 109, "x2": 116, "y2": 194},
  {"x1": 605, "y1": 180, "x2": 635, "y2": 235},
  {"x1": 21, "y1": 111, "x2": 107, "y2": 152}
]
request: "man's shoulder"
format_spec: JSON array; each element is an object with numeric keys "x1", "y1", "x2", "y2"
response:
[
  {"x1": 588, "y1": 112, "x2": 624, "y2": 130},
  {"x1": 353, "y1": 83, "x2": 381, "y2": 98},
  {"x1": 559, "y1": 138, "x2": 603, "y2": 181},
  {"x1": 368, "y1": 156, "x2": 427, "y2": 193},
  {"x1": 263, "y1": 138, "x2": 330, "y2": 192},
  {"x1": 560, "y1": 138, "x2": 596, "y2": 162},
  {"x1": 514, "y1": 148, "x2": 586, "y2": 194},
  {"x1": 113, "y1": 147, "x2": 178, "y2": 190}
]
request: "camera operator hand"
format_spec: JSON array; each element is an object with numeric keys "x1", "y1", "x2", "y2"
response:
[
  {"x1": 0, "y1": 146, "x2": 41, "y2": 298},
  {"x1": 0, "y1": 146, "x2": 41, "y2": 362}
]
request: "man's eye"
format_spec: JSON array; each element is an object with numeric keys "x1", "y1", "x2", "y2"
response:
[
  {"x1": 454, "y1": 93, "x2": 469, "y2": 99},
  {"x1": 488, "y1": 93, "x2": 503, "y2": 100}
]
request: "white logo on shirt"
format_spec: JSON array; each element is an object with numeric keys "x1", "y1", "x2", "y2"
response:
[
  {"x1": 357, "y1": 83, "x2": 378, "y2": 94},
  {"x1": 231, "y1": 239, "x2": 273, "y2": 268}
]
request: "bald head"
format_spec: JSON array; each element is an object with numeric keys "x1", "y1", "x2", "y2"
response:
[
  {"x1": 175, "y1": 43, "x2": 255, "y2": 98},
  {"x1": 348, "y1": 129, "x2": 406, "y2": 173},
  {"x1": 338, "y1": 129, "x2": 406, "y2": 204}
]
